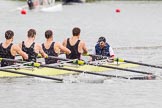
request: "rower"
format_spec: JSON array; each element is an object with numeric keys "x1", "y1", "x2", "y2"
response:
[
  {"x1": 27, "y1": 0, "x2": 34, "y2": 10},
  {"x1": 19, "y1": 29, "x2": 47, "y2": 62},
  {"x1": 42, "y1": 30, "x2": 71, "y2": 64},
  {"x1": 92, "y1": 36, "x2": 115, "y2": 61},
  {"x1": 0, "y1": 30, "x2": 28, "y2": 67},
  {"x1": 62, "y1": 27, "x2": 88, "y2": 60}
]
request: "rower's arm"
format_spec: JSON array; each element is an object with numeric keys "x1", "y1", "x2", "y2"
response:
[
  {"x1": 82, "y1": 41, "x2": 88, "y2": 54},
  {"x1": 18, "y1": 43, "x2": 22, "y2": 49},
  {"x1": 14, "y1": 45, "x2": 28, "y2": 60},
  {"x1": 58, "y1": 42, "x2": 71, "y2": 55},
  {"x1": 38, "y1": 44, "x2": 48, "y2": 58},
  {"x1": 62, "y1": 39, "x2": 67, "y2": 47}
]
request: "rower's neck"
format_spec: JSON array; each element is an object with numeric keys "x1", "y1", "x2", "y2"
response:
[
  {"x1": 27, "y1": 37, "x2": 35, "y2": 42},
  {"x1": 5, "y1": 39, "x2": 12, "y2": 44},
  {"x1": 72, "y1": 36, "x2": 79, "y2": 40},
  {"x1": 46, "y1": 37, "x2": 53, "y2": 43},
  {"x1": 46, "y1": 37, "x2": 53, "y2": 42},
  {"x1": 3, "y1": 39, "x2": 12, "y2": 47}
]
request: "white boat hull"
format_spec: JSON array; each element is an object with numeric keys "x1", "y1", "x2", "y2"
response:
[{"x1": 40, "y1": 4, "x2": 62, "y2": 12}]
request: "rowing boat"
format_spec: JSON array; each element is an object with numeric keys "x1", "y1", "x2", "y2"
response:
[
  {"x1": 40, "y1": 4, "x2": 62, "y2": 12},
  {"x1": 0, "y1": 61, "x2": 138, "y2": 78}
]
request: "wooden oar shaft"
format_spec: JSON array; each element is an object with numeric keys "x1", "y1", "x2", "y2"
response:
[
  {"x1": 39, "y1": 64, "x2": 128, "y2": 79},
  {"x1": 0, "y1": 68, "x2": 63, "y2": 82}
]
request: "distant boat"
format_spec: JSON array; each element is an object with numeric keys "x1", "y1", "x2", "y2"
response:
[
  {"x1": 26, "y1": 0, "x2": 62, "y2": 12},
  {"x1": 62, "y1": 0, "x2": 85, "y2": 5},
  {"x1": 40, "y1": 4, "x2": 62, "y2": 12}
]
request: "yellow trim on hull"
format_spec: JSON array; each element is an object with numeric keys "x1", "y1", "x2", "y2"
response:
[{"x1": 0, "y1": 62, "x2": 138, "y2": 78}]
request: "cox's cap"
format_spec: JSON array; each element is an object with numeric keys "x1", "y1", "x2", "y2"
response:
[{"x1": 98, "y1": 37, "x2": 106, "y2": 42}]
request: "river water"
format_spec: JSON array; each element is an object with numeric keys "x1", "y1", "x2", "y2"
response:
[{"x1": 0, "y1": 0, "x2": 162, "y2": 108}]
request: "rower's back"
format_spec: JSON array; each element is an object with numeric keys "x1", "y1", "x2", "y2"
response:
[
  {"x1": 20, "y1": 29, "x2": 47, "y2": 62},
  {"x1": 42, "y1": 30, "x2": 58, "y2": 64},
  {"x1": 63, "y1": 27, "x2": 88, "y2": 60},
  {"x1": 0, "y1": 42, "x2": 14, "y2": 67},
  {"x1": 0, "y1": 30, "x2": 28, "y2": 67},
  {"x1": 21, "y1": 29, "x2": 38, "y2": 62}
]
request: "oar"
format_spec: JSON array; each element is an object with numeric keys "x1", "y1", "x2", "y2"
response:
[
  {"x1": 88, "y1": 63, "x2": 152, "y2": 75},
  {"x1": 0, "y1": 57, "x2": 126, "y2": 79},
  {"x1": 0, "y1": 68, "x2": 63, "y2": 82},
  {"x1": 33, "y1": 63, "x2": 129, "y2": 79},
  {"x1": 84, "y1": 54, "x2": 162, "y2": 69},
  {"x1": 34, "y1": 62, "x2": 157, "y2": 80},
  {"x1": 83, "y1": 54, "x2": 108, "y2": 59},
  {"x1": 0, "y1": 56, "x2": 152, "y2": 77},
  {"x1": 0, "y1": 57, "x2": 155, "y2": 79},
  {"x1": 114, "y1": 58, "x2": 162, "y2": 69},
  {"x1": 1, "y1": 57, "x2": 154, "y2": 75},
  {"x1": 46, "y1": 56, "x2": 153, "y2": 75},
  {"x1": 0, "y1": 58, "x2": 26, "y2": 63},
  {"x1": 46, "y1": 56, "x2": 85, "y2": 65},
  {"x1": 36, "y1": 55, "x2": 156, "y2": 79}
]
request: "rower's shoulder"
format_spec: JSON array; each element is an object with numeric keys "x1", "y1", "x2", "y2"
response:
[
  {"x1": 12, "y1": 44, "x2": 21, "y2": 51},
  {"x1": 62, "y1": 38, "x2": 68, "y2": 46},
  {"x1": 63, "y1": 38, "x2": 68, "y2": 42},
  {"x1": 35, "y1": 43, "x2": 42, "y2": 48},
  {"x1": 79, "y1": 40, "x2": 86, "y2": 45},
  {"x1": 18, "y1": 42, "x2": 22, "y2": 47},
  {"x1": 54, "y1": 41, "x2": 62, "y2": 47}
]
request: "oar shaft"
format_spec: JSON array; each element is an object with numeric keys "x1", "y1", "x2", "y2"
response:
[
  {"x1": 123, "y1": 60, "x2": 162, "y2": 69},
  {"x1": 85, "y1": 54, "x2": 162, "y2": 69},
  {"x1": 39, "y1": 64, "x2": 128, "y2": 79},
  {"x1": 0, "y1": 58, "x2": 26, "y2": 63},
  {"x1": 0, "y1": 68, "x2": 63, "y2": 82},
  {"x1": 48, "y1": 56, "x2": 68, "y2": 61},
  {"x1": 35, "y1": 64, "x2": 156, "y2": 80},
  {"x1": 0, "y1": 57, "x2": 154, "y2": 80},
  {"x1": 47, "y1": 56, "x2": 85, "y2": 65},
  {"x1": 90, "y1": 64, "x2": 152, "y2": 75},
  {"x1": 45, "y1": 56, "x2": 152, "y2": 75}
]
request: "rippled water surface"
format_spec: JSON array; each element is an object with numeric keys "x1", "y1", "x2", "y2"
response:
[{"x1": 0, "y1": 0, "x2": 162, "y2": 108}]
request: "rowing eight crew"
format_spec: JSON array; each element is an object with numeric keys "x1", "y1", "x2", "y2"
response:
[{"x1": 0, "y1": 27, "x2": 114, "y2": 67}]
